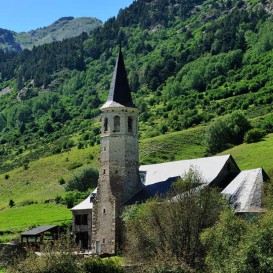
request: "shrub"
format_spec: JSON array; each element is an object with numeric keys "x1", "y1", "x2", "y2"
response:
[
  {"x1": 65, "y1": 167, "x2": 98, "y2": 192},
  {"x1": 205, "y1": 111, "x2": 251, "y2": 154},
  {"x1": 82, "y1": 257, "x2": 123, "y2": 273},
  {"x1": 58, "y1": 177, "x2": 66, "y2": 185},
  {"x1": 124, "y1": 169, "x2": 225, "y2": 269},
  {"x1": 244, "y1": 128, "x2": 266, "y2": 143},
  {"x1": 77, "y1": 141, "x2": 84, "y2": 149},
  {"x1": 23, "y1": 162, "x2": 29, "y2": 170},
  {"x1": 67, "y1": 162, "x2": 83, "y2": 170},
  {"x1": 9, "y1": 199, "x2": 15, "y2": 208},
  {"x1": 4, "y1": 174, "x2": 9, "y2": 180}
]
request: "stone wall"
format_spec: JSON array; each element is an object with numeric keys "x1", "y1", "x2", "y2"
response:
[{"x1": 92, "y1": 107, "x2": 141, "y2": 254}]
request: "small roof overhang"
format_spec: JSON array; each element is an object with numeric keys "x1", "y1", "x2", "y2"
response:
[{"x1": 21, "y1": 225, "x2": 57, "y2": 236}]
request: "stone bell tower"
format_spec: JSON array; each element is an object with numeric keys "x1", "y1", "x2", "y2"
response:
[{"x1": 92, "y1": 48, "x2": 141, "y2": 254}]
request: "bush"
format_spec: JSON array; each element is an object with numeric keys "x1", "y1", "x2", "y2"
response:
[
  {"x1": 65, "y1": 167, "x2": 98, "y2": 192},
  {"x1": 67, "y1": 162, "x2": 83, "y2": 170},
  {"x1": 124, "y1": 169, "x2": 225, "y2": 269},
  {"x1": 9, "y1": 199, "x2": 15, "y2": 208},
  {"x1": 82, "y1": 257, "x2": 123, "y2": 273},
  {"x1": 58, "y1": 177, "x2": 66, "y2": 185},
  {"x1": 205, "y1": 111, "x2": 251, "y2": 154},
  {"x1": 8, "y1": 235, "x2": 124, "y2": 273},
  {"x1": 244, "y1": 128, "x2": 266, "y2": 143},
  {"x1": 4, "y1": 174, "x2": 9, "y2": 180}
]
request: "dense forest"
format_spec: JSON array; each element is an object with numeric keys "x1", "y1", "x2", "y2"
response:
[{"x1": 0, "y1": 0, "x2": 273, "y2": 173}]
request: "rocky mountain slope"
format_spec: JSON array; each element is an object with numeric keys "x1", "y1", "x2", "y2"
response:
[{"x1": 0, "y1": 16, "x2": 102, "y2": 51}]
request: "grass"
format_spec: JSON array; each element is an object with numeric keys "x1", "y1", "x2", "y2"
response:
[
  {"x1": 219, "y1": 133, "x2": 273, "y2": 173},
  {"x1": 0, "y1": 126, "x2": 272, "y2": 243},
  {"x1": 0, "y1": 203, "x2": 71, "y2": 242},
  {"x1": 0, "y1": 145, "x2": 99, "y2": 209},
  {"x1": 139, "y1": 126, "x2": 207, "y2": 164}
]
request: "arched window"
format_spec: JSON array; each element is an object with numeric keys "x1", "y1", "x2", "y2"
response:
[
  {"x1": 128, "y1": 117, "x2": 133, "y2": 133},
  {"x1": 114, "y1": 116, "x2": 120, "y2": 132},
  {"x1": 103, "y1": 118, "x2": 108, "y2": 133}
]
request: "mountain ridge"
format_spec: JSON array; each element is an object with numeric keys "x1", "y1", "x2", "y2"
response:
[{"x1": 0, "y1": 16, "x2": 102, "y2": 51}]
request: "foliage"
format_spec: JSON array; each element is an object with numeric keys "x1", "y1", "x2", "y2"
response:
[
  {"x1": 1, "y1": 0, "x2": 273, "y2": 174},
  {"x1": 244, "y1": 128, "x2": 267, "y2": 143},
  {"x1": 201, "y1": 209, "x2": 249, "y2": 273},
  {"x1": 8, "y1": 200, "x2": 14, "y2": 208},
  {"x1": 82, "y1": 257, "x2": 123, "y2": 273},
  {"x1": 61, "y1": 191, "x2": 89, "y2": 209},
  {"x1": 123, "y1": 169, "x2": 225, "y2": 270},
  {"x1": 205, "y1": 111, "x2": 251, "y2": 154},
  {"x1": 8, "y1": 234, "x2": 123, "y2": 273},
  {"x1": 65, "y1": 166, "x2": 98, "y2": 192},
  {"x1": 201, "y1": 209, "x2": 273, "y2": 273}
]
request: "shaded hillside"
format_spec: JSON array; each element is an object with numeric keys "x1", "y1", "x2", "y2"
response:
[
  {"x1": 0, "y1": 17, "x2": 102, "y2": 51},
  {"x1": 0, "y1": 0, "x2": 273, "y2": 174},
  {"x1": 0, "y1": 28, "x2": 21, "y2": 51}
]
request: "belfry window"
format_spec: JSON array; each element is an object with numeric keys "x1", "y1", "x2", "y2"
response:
[
  {"x1": 103, "y1": 118, "x2": 108, "y2": 133},
  {"x1": 114, "y1": 116, "x2": 120, "y2": 132},
  {"x1": 128, "y1": 117, "x2": 133, "y2": 133}
]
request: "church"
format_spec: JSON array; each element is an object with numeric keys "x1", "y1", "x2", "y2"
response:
[{"x1": 71, "y1": 49, "x2": 269, "y2": 254}]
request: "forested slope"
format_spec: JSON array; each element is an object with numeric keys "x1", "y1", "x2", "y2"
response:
[{"x1": 0, "y1": 0, "x2": 273, "y2": 174}]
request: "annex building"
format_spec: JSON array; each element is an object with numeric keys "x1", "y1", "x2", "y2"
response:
[{"x1": 71, "y1": 49, "x2": 269, "y2": 255}]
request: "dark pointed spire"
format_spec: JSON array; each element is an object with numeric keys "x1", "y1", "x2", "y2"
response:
[{"x1": 101, "y1": 47, "x2": 136, "y2": 109}]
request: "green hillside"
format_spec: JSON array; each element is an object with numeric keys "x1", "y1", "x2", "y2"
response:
[
  {"x1": 0, "y1": 128, "x2": 272, "y2": 242},
  {"x1": 220, "y1": 133, "x2": 273, "y2": 172},
  {"x1": 0, "y1": 0, "x2": 273, "y2": 244},
  {"x1": 0, "y1": 0, "x2": 273, "y2": 174}
]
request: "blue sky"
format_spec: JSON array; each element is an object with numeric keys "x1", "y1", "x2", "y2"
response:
[{"x1": 0, "y1": 0, "x2": 135, "y2": 32}]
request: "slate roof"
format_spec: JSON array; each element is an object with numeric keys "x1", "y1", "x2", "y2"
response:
[
  {"x1": 71, "y1": 188, "x2": 97, "y2": 211},
  {"x1": 125, "y1": 154, "x2": 235, "y2": 205},
  {"x1": 101, "y1": 48, "x2": 136, "y2": 109},
  {"x1": 221, "y1": 168, "x2": 267, "y2": 213},
  {"x1": 21, "y1": 225, "x2": 57, "y2": 236},
  {"x1": 71, "y1": 154, "x2": 267, "y2": 213},
  {"x1": 124, "y1": 177, "x2": 178, "y2": 205},
  {"x1": 139, "y1": 154, "x2": 233, "y2": 186}
]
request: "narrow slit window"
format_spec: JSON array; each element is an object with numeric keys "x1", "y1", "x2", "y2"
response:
[
  {"x1": 114, "y1": 116, "x2": 120, "y2": 132},
  {"x1": 103, "y1": 117, "x2": 108, "y2": 132},
  {"x1": 128, "y1": 117, "x2": 133, "y2": 133}
]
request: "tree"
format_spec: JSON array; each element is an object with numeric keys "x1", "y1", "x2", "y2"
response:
[
  {"x1": 123, "y1": 169, "x2": 225, "y2": 270},
  {"x1": 201, "y1": 209, "x2": 273, "y2": 273},
  {"x1": 205, "y1": 111, "x2": 251, "y2": 154},
  {"x1": 9, "y1": 233, "x2": 123, "y2": 273},
  {"x1": 65, "y1": 167, "x2": 99, "y2": 192},
  {"x1": 201, "y1": 209, "x2": 249, "y2": 273},
  {"x1": 244, "y1": 128, "x2": 266, "y2": 143}
]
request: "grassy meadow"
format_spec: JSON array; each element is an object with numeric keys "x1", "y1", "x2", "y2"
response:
[
  {"x1": 0, "y1": 203, "x2": 71, "y2": 242},
  {"x1": 0, "y1": 128, "x2": 272, "y2": 243},
  {"x1": 139, "y1": 126, "x2": 207, "y2": 164},
  {"x1": 220, "y1": 133, "x2": 273, "y2": 173},
  {"x1": 0, "y1": 145, "x2": 99, "y2": 209}
]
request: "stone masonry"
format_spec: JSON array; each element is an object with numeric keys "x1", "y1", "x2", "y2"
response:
[{"x1": 91, "y1": 49, "x2": 142, "y2": 254}]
